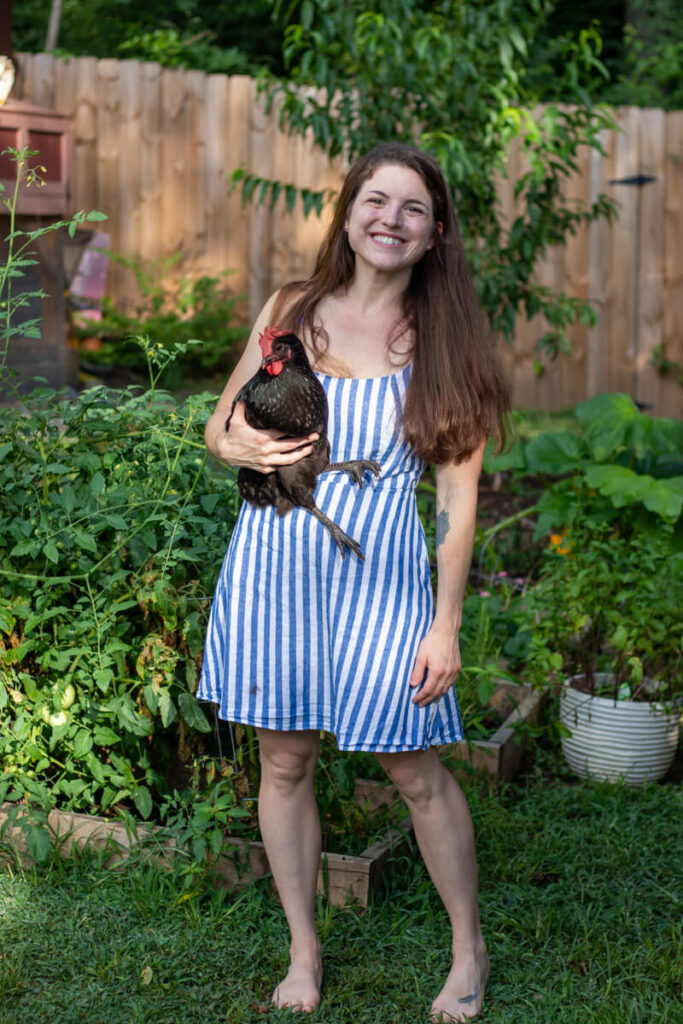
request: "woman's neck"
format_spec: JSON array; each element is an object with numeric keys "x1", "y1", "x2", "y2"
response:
[{"x1": 342, "y1": 265, "x2": 411, "y2": 316}]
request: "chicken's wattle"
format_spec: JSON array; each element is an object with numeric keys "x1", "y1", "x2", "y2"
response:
[{"x1": 265, "y1": 360, "x2": 284, "y2": 376}]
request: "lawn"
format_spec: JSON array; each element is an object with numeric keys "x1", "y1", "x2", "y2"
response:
[{"x1": 1, "y1": 739, "x2": 681, "y2": 1024}]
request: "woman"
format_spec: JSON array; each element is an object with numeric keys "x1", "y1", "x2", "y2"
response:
[{"x1": 200, "y1": 142, "x2": 509, "y2": 1022}]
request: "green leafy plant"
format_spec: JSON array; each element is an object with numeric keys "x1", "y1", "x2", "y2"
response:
[
  {"x1": 0, "y1": 146, "x2": 107, "y2": 381},
  {"x1": 523, "y1": 521, "x2": 682, "y2": 703},
  {"x1": 159, "y1": 770, "x2": 257, "y2": 865},
  {"x1": 476, "y1": 395, "x2": 682, "y2": 710},
  {"x1": 603, "y1": 0, "x2": 683, "y2": 111},
  {"x1": 485, "y1": 392, "x2": 683, "y2": 537},
  {"x1": 73, "y1": 251, "x2": 248, "y2": 386},
  {"x1": 0, "y1": 337, "x2": 242, "y2": 820},
  {"x1": 232, "y1": 0, "x2": 617, "y2": 364}
]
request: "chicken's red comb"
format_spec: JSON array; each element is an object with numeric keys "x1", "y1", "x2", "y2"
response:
[{"x1": 258, "y1": 324, "x2": 289, "y2": 347}]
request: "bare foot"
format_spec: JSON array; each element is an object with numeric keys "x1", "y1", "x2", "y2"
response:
[
  {"x1": 271, "y1": 944, "x2": 323, "y2": 1013},
  {"x1": 429, "y1": 945, "x2": 490, "y2": 1023}
]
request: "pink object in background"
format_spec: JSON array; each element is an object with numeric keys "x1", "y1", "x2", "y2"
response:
[{"x1": 69, "y1": 233, "x2": 110, "y2": 323}]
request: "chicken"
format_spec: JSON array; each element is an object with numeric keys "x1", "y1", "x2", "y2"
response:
[{"x1": 225, "y1": 326, "x2": 380, "y2": 559}]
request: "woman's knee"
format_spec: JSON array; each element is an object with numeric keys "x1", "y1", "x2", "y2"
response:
[
  {"x1": 376, "y1": 749, "x2": 445, "y2": 809},
  {"x1": 258, "y1": 729, "x2": 319, "y2": 791}
]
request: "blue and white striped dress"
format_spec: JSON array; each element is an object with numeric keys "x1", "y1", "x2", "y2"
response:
[{"x1": 197, "y1": 364, "x2": 464, "y2": 751}]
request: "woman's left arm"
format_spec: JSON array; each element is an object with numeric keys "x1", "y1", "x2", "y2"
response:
[{"x1": 409, "y1": 441, "x2": 486, "y2": 707}]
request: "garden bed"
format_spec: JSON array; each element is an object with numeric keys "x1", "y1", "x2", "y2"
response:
[
  {"x1": 445, "y1": 681, "x2": 545, "y2": 781},
  {"x1": 0, "y1": 779, "x2": 412, "y2": 908}
]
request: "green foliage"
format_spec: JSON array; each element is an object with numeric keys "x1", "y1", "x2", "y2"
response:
[
  {"x1": 523, "y1": 522, "x2": 682, "y2": 700},
  {"x1": 476, "y1": 396, "x2": 682, "y2": 704},
  {"x1": 485, "y1": 392, "x2": 683, "y2": 535},
  {"x1": 159, "y1": 770, "x2": 257, "y2": 865},
  {"x1": 231, "y1": 165, "x2": 337, "y2": 218},
  {"x1": 117, "y1": 27, "x2": 260, "y2": 75},
  {"x1": 230, "y1": 0, "x2": 619, "y2": 362},
  {"x1": 0, "y1": 340, "x2": 242, "y2": 819},
  {"x1": 74, "y1": 252, "x2": 248, "y2": 386},
  {"x1": 602, "y1": 0, "x2": 683, "y2": 111},
  {"x1": 14, "y1": 0, "x2": 285, "y2": 74},
  {"x1": 457, "y1": 590, "x2": 525, "y2": 725}
]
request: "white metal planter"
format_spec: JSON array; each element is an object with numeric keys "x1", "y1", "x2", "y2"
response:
[{"x1": 560, "y1": 675, "x2": 680, "y2": 785}]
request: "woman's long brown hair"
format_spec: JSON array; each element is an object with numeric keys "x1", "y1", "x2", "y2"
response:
[{"x1": 272, "y1": 143, "x2": 510, "y2": 464}]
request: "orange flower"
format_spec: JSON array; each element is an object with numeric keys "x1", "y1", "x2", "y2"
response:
[{"x1": 549, "y1": 530, "x2": 571, "y2": 555}]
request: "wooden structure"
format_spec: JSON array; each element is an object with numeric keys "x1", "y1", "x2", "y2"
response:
[
  {"x1": 0, "y1": 779, "x2": 412, "y2": 908},
  {"x1": 0, "y1": 96, "x2": 73, "y2": 392},
  {"x1": 444, "y1": 682, "x2": 545, "y2": 781},
  {"x1": 13, "y1": 52, "x2": 683, "y2": 416}
]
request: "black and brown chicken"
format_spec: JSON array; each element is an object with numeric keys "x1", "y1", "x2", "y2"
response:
[{"x1": 225, "y1": 326, "x2": 380, "y2": 559}]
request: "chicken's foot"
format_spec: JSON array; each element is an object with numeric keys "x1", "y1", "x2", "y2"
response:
[
  {"x1": 305, "y1": 504, "x2": 364, "y2": 560},
  {"x1": 324, "y1": 459, "x2": 381, "y2": 487}
]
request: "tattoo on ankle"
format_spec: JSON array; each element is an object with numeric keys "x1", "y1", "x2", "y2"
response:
[
  {"x1": 436, "y1": 509, "x2": 450, "y2": 547},
  {"x1": 458, "y1": 992, "x2": 478, "y2": 1004}
]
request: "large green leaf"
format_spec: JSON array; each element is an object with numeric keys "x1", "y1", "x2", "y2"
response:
[
  {"x1": 584, "y1": 465, "x2": 683, "y2": 522},
  {"x1": 525, "y1": 431, "x2": 583, "y2": 475},
  {"x1": 643, "y1": 477, "x2": 683, "y2": 521},
  {"x1": 576, "y1": 393, "x2": 639, "y2": 461},
  {"x1": 26, "y1": 824, "x2": 52, "y2": 863},
  {"x1": 132, "y1": 784, "x2": 153, "y2": 820},
  {"x1": 483, "y1": 438, "x2": 525, "y2": 473},
  {"x1": 73, "y1": 729, "x2": 93, "y2": 758},
  {"x1": 532, "y1": 488, "x2": 575, "y2": 538},
  {"x1": 178, "y1": 692, "x2": 212, "y2": 733}
]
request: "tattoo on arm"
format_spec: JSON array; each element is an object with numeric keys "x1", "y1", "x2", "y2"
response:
[{"x1": 436, "y1": 509, "x2": 450, "y2": 548}]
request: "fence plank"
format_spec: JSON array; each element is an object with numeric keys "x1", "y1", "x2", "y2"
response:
[
  {"x1": 138, "y1": 62, "x2": 163, "y2": 283},
  {"x1": 96, "y1": 60, "x2": 124, "y2": 302},
  {"x1": 247, "y1": 85, "x2": 275, "y2": 323},
  {"x1": 72, "y1": 57, "x2": 98, "y2": 219},
  {"x1": 224, "y1": 75, "x2": 252, "y2": 309},
  {"x1": 557, "y1": 140, "x2": 592, "y2": 408},
  {"x1": 186, "y1": 69, "x2": 208, "y2": 278},
  {"x1": 663, "y1": 111, "x2": 683, "y2": 418},
  {"x1": 635, "y1": 108, "x2": 666, "y2": 412},
  {"x1": 160, "y1": 68, "x2": 189, "y2": 266},
  {"x1": 118, "y1": 61, "x2": 142, "y2": 307},
  {"x1": 607, "y1": 107, "x2": 640, "y2": 397}
]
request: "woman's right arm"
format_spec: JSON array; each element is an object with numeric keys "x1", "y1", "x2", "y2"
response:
[{"x1": 204, "y1": 291, "x2": 318, "y2": 474}]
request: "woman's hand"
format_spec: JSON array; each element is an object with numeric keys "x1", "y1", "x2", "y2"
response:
[
  {"x1": 409, "y1": 623, "x2": 462, "y2": 707},
  {"x1": 208, "y1": 401, "x2": 318, "y2": 474}
]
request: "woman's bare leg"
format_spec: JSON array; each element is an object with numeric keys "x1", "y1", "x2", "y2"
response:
[
  {"x1": 376, "y1": 748, "x2": 489, "y2": 1023},
  {"x1": 256, "y1": 727, "x2": 322, "y2": 1012}
]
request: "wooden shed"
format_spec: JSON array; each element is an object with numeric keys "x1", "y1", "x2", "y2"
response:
[{"x1": 0, "y1": 97, "x2": 74, "y2": 396}]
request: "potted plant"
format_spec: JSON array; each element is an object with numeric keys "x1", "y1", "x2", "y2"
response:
[{"x1": 525, "y1": 519, "x2": 682, "y2": 784}]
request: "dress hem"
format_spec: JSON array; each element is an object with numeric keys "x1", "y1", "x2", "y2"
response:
[{"x1": 202, "y1": 702, "x2": 464, "y2": 753}]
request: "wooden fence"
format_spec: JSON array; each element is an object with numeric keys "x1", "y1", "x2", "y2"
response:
[{"x1": 15, "y1": 52, "x2": 683, "y2": 416}]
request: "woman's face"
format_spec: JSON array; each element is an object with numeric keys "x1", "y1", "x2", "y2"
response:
[{"x1": 344, "y1": 163, "x2": 438, "y2": 275}]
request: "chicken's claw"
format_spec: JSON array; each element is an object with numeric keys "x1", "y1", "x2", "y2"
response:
[{"x1": 327, "y1": 459, "x2": 381, "y2": 487}]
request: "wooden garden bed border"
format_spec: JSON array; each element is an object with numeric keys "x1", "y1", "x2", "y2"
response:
[
  {"x1": 0, "y1": 779, "x2": 412, "y2": 908},
  {"x1": 446, "y1": 681, "x2": 545, "y2": 781}
]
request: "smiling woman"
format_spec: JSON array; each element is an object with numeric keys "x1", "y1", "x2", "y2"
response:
[{"x1": 200, "y1": 142, "x2": 509, "y2": 1020}]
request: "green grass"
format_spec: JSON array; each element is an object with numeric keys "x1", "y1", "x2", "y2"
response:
[{"x1": 1, "y1": 747, "x2": 681, "y2": 1024}]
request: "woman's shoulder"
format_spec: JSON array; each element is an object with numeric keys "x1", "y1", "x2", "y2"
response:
[{"x1": 269, "y1": 282, "x2": 310, "y2": 325}]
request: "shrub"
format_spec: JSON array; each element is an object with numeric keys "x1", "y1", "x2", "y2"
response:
[{"x1": 0, "y1": 343, "x2": 241, "y2": 820}]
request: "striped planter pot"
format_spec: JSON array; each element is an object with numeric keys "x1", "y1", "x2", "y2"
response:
[{"x1": 560, "y1": 676, "x2": 680, "y2": 785}]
